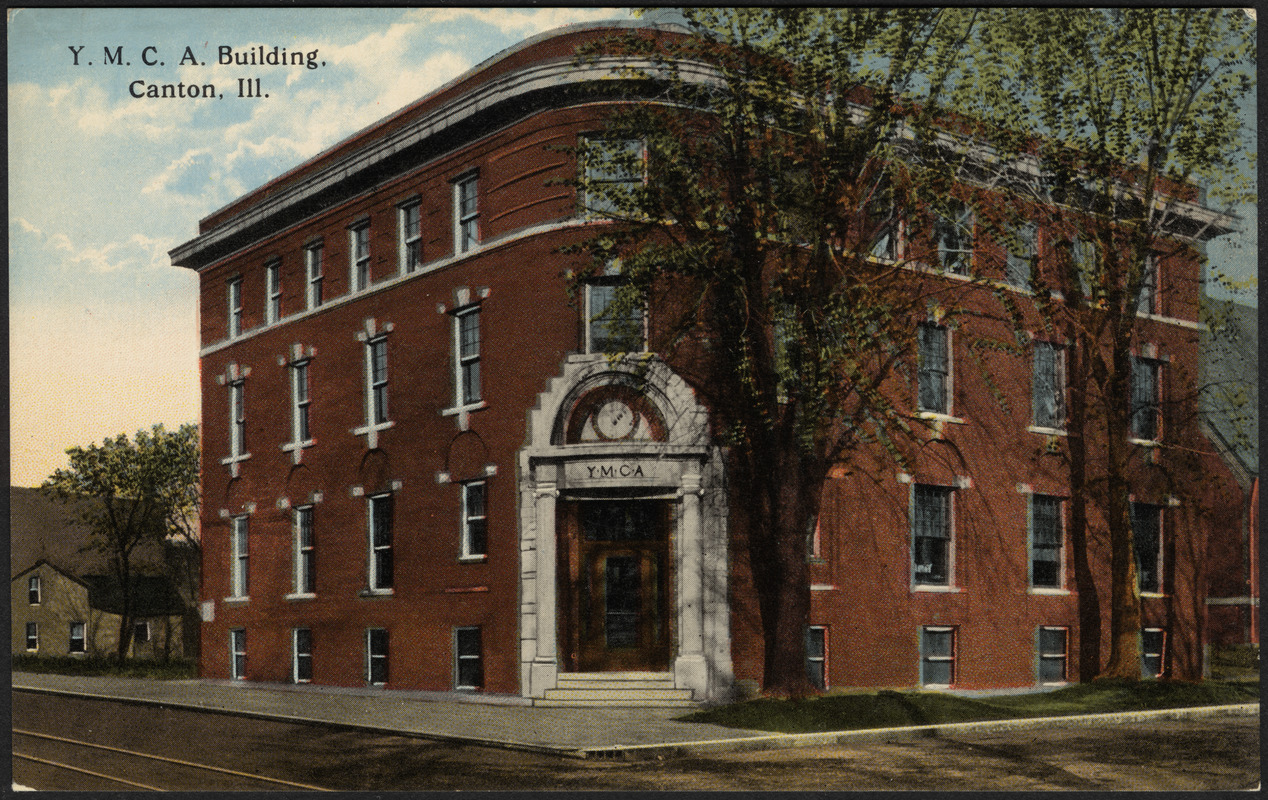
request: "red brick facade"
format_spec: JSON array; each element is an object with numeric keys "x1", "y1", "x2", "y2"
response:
[{"x1": 173, "y1": 23, "x2": 1244, "y2": 697}]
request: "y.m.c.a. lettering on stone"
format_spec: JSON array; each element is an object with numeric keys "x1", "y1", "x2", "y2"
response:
[{"x1": 219, "y1": 45, "x2": 323, "y2": 70}]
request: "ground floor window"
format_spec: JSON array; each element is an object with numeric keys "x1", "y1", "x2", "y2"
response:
[
  {"x1": 805, "y1": 625, "x2": 828, "y2": 691},
  {"x1": 134, "y1": 620, "x2": 151, "y2": 644},
  {"x1": 69, "y1": 621, "x2": 86, "y2": 654},
  {"x1": 293, "y1": 628, "x2": 312, "y2": 683},
  {"x1": 454, "y1": 627, "x2": 483, "y2": 690},
  {"x1": 1141, "y1": 628, "x2": 1165, "y2": 678},
  {"x1": 920, "y1": 626, "x2": 956, "y2": 687},
  {"x1": 1037, "y1": 626, "x2": 1068, "y2": 684},
  {"x1": 26, "y1": 622, "x2": 38, "y2": 651},
  {"x1": 367, "y1": 628, "x2": 389, "y2": 685},
  {"x1": 230, "y1": 628, "x2": 246, "y2": 680}
]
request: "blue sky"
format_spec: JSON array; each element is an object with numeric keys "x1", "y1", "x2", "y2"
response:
[{"x1": 7, "y1": 7, "x2": 1256, "y2": 486}]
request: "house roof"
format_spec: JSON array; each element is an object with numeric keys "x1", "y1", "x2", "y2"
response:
[{"x1": 11, "y1": 557, "x2": 89, "y2": 589}]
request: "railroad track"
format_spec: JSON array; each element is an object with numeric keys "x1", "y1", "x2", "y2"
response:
[{"x1": 13, "y1": 728, "x2": 331, "y2": 791}]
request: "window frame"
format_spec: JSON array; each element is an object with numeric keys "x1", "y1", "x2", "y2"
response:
[
  {"x1": 293, "y1": 627, "x2": 313, "y2": 683},
  {"x1": 453, "y1": 172, "x2": 479, "y2": 254},
  {"x1": 805, "y1": 625, "x2": 828, "y2": 691},
  {"x1": 230, "y1": 628, "x2": 246, "y2": 680},
  {"x1": 917, "y1": 322, "x2": 951, "y2": 416},
  {"x1": 1136, "y1": 253, "x2": 1159, "y2": 316},
  {"x1": 453, "y1": 626, "x2": 483, "y2": 690},
  {"x1": 367, "y1": 627, "x2": 389, "y2": 685},
  {"x1": 294, "y1": 358, "x2": 313, "y2": 445},
  {"x1": 1031, "y1": 340, "x2": 1067, "y2": 432},
  {"x1": 368, "y1": 493, "x2": 394, "y2": 593},
  {"x1": 25, "y1": 622, "x2": 38, "y2": 652},
  {"x1": 582, "y1": 136, "x2": 646, "y2": 216},
  {"x1": 1006, "y1": 221, "x2": 1037, "y2": 289},
  {"x1": 28, "y1": 574, "x2": 40, "y2": 605},
  {"x1": 1131, "y1": 501, "x2": 1164, "y2": 595},
  {"x1": 920, "y1": 625, "x2": 956, "y2": 688},
  {"x1": 305, "y1": 241, "x2": 324, "y2": 310},
  {"x1": 460, "y1": 480, "x2": 488, "y2": 561},
  {"x1": 1037, "y1": 626, "x2": 1069, "y2": 685},
  {"x1": 69, "y1": 621, "x2": 86, "y2": 654},
  {"x1": 452, "y1": 305, "x2": 482, "y2": 408},
  {"x1": 584, "y1": 279, "x2": 647, "y2": 354},
  {"x1": 265, "y1": 259, "x2": 281, "y2": 324},
  {"x1": 934, "y1": 200, "x2": 974, "y2": 275},
  {"x1": 134, "y1": 620, "x2": 151, "y2": 644},
  {"x1": 911, "y1": 483, "x2": 954, "y2": 588},
  {"x1": 229, "y1": 514, "x2": 249, "y2": 600},
  {"x1": 367, "y1": 336, "x2": 389, "y2": 427},
  {"x1": 349, "y1": 221, "x2": 371, "y2": 293},
  {"x1": 1130, "y1": 355, "x2": 1163, "y2": 443},
  {"x1": 1141, "y1": 628, "x2": 1166, "y2": 678},
  {"x1": 228, "y1": 378, "x2": 246, "y2": 463},
  {"x1": 293, "y1": 504, "x2": 316, "y2": 596},
  {"x1": 227, "y1": 276, "x2": 243, "y2": 339},
  {"x1": 1029, "y1": 494, "x2": 1065, "y2": 590},
  {"x1": 398, "y1": 199, "x2": 422, "y2": 275}
]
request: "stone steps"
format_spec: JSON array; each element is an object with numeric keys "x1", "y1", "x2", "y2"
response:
[{"x1": 535, "y1": 671, "x2": 699, "y2": 708}]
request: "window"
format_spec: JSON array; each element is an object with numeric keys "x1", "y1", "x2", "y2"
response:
[
  {"x1": 368, "y1": 494, "x2": 394, "y2": 591},
  {"x1": 367, "y1": 337, "x2": 389, "y2": 426},
  {"x1": 230, "y1": 628, "x2": 246, "y2": 679},
  {"x1": 920, "y1": 626, "x2": 956, "y2": 687},
  {"x1": 228, "y1": 379, "x2": 246, "y2": 462},
  {"x1": 1141, "y1": 628, "x2": 1165, "y2": 678},
  {"x1": 454, "y1": 307, "x2": 481, "y2": 406},
  {"x1": 350, "y1": 222, "x2": 370, "y2": 292},
  {"x1": 227, "y1": 277, "x2": 243, "y2": 338},
  {"x1": 583, "y1": 137, "x2": 644, "y2": 215},
  {"x1": 454, "y1": 173, "x2": 479, "y2": 253},
  {"x1": 398, "y1": 200, "x2": 422, "y2": 274},
  {"x1": 585, "y1": 281, "x2": 645, "y2": 353},
  {"x1": 460, "y1": 481, "x2": 488, "y2": 560},
  {"x1": 265, "y1": 260, "x2": 281, "y2": 324},
  {"x1": 69, "y1": 622, "x2": 86, "y2": 654},
  {"x1": 934, "y1": 200, "x2": 973, "y2": 274},
  {"x1": 912, "y1": 484, "x2": 952, "y2": 586},
  {"x1": 1131, "y1": 502, "x2": 1163, "y2": 594},
  {"x1": 1030, "y1": 494, "x2": 1064, "y2": 589},
  {"x1": 1130, "y1": 356, "x2": 1162, "y2": 441},
  {"x1": 293, "y1": 628, "x2": 313, "y2": 683},
  {"x1": 28, "y1": 575, "x2": 40, "y2": 605},
  {"x1": 367, "y1": 628, "x2": 389, "y2": 685},
  {"x1": 25, "y1": 622, "x2": 38, "y2": 651},
  {"x1": 1037, "y1": 626, "x2": 1068, "y2": 684},
  {"x1": 1136, "y1": 253, "x2": 1158, "y2": 315},
  {"x1": 294, "y1": 505, "x2": 315, "y2": 595},
  {"x1": 917, "y1": 323, "x2": 950, "y2": 415},
  {"x1": 305, "y1": 242, "x2": 324, "y2": 309},
  {"x1": 805, "y1": 625, "x2": 828, "y2": 691},
  {"x1": 807, "y1": 516, "x2": 822, "y2": 560},
  {"x1": 230, "y1": 515, "x2": 249, "y2": 599},
  {"x1": 291, "y1": 360, "x2": 312, "y2": 445},
  {"x1": 1006, "y1": 222, "x2": 1036, "y2": 289},
  {"x1": 869, "y1": 204, "x2": 899, "y2": 261},
  {"x1": 454, "y1": 627, "x2": 483, "y2": 690},
  {"x1": 134, "y1": 621, "x2": 150, "y2": 644},
  {"x1": 1073, "y1": 238, "x2": 1096, "y2": 298},
  {"x1": 1032, "y1": 341, "x2": 1066, "y2": 430}
]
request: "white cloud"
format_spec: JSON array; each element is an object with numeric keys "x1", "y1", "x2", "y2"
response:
[{"x1": 408, "y1": 7, "x2": 631, "y2": 37}]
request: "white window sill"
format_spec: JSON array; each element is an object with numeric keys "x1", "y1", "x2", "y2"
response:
[
  {"x1": 25, "y1": 648, "x2": 38, "y2": 653},
  {"x1": 1128, "y1": 437, "x2": 1162, "y2": 448},
  {"x1": 1028, "y1": 587, "x2": 1071, "y2": 596},
  {"x1": 442, "y1": 400, "x2": 488, "y2": 417},
  {"x1": 1027, "y1": 426, "x2": 1067, "y2": 437},
  {"x1": 352, "y1": 421, "x2": 395, "y2": 437},
  {"x1": 458, "y1": 555, "x2": 487, "y2": 564},
  {"x1": 915, "y1": 412, "x2": 966, "y2": 425},
  {"x1": 284, "y1": 592, "x2": 316, "y2": 601},
  {"x1": 220, "y1": 453, "x2": 251, "y2": 467},
  {"x1": 280, "y1": 439, "x2": 316, "y2": 453},
  {"x1": 1039, "y1": 680, "x2": 1070, "y2": 687},
  {"x1": 810, "y1": 583, "x2": 836, "y2": 592},
  {"x1": 223, "y1": 596, "x2": 249, "y2": 605},
  {"x1": 1140, "y1": 591, "x2": 1166, "y2": 599},
  {"x1": 360, "y1": 588, "x2": 395, "y2": 597},
  {"x1": 912, "y1": 584, "x2": 960, "y2": 593}
]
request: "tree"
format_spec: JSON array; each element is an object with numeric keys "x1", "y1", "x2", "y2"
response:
[
  {"x1": 958, "y1": 8, "x2": 1254, "y2": 679},
  {"x1": 43, "y1": 423, "x2": 200, "y2": 662},
  {"x1": 571, "y1": 8, "x2": 982, "y2": 695}
]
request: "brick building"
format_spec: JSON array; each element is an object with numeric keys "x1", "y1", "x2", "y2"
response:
[{"x1": 170, "y1": 22, "x2": 1244, "y2": 702}]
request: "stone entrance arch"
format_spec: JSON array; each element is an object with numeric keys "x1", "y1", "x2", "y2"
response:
[{"x1": 518, "y1": 354, "x2": 732, "y2": 700}]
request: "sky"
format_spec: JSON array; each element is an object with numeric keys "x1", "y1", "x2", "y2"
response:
[{"x1": 7, "y1": 7, "x2": 1257, "y2": 487}]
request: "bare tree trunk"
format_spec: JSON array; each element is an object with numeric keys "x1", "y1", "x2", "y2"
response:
[{"x1": 1100, "y1": 341, "x2": 1142, "y2": 680}]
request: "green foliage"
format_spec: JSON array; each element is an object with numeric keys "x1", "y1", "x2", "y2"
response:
[
  {"x1": 13, "y1": 654, "x2": 196, "y2": 680},
  {"x1": 681, "y1": 681, "x2": 1259, "y2": 733}
]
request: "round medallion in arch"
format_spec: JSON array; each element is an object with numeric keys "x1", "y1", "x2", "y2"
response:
[{"x1": 565, "y1": 383, "x2": 667, "y2": 444}]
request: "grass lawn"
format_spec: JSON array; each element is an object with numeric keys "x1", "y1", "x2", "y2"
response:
[
  {"x1": 680, "y1": 680, "x2": 1260, "y2": 734},
  {"x1": 12, "y1": 654, "x2": 196, "y2": 680}
]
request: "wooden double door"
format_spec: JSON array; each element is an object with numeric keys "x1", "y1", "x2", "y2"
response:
[{"x1": 559, "y1": 499, "x2": 671, "y2": 672}]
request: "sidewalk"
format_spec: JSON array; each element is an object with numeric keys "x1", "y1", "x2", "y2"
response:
[{"x1": 12, "y1": 671, "x2": 1258, "y2": 760}]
